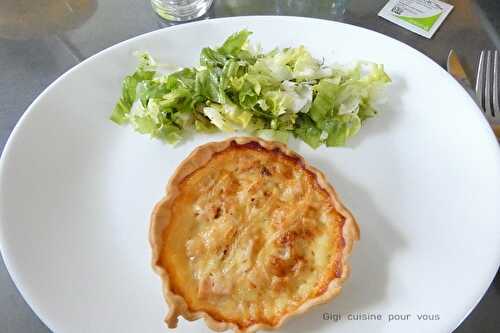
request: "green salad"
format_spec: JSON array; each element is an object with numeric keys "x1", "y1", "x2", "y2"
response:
[{"x1": 110, "y1": 30, "x2": 390, "y2": 148}]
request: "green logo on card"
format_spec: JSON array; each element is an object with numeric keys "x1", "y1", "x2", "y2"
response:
[{"x1": 396, "y1": 12, "x2": 442, "y2": 31}]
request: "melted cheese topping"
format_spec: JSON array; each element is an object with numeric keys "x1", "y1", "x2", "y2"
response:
[{"x1": 160, "y1": 144, "x2": 345, "y2": 328}]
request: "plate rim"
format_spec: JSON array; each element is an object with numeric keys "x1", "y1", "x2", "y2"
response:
[{"x1": 1, "y1": 15, "x2": 499, "y2": 333}]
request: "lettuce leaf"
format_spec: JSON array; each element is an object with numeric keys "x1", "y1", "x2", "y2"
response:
[
  {"x1": 111, "y1": 30, "x2": 391, "y2": 147},
  {"x1": 219, "y1": 30, "x2": 252, "y2": 56},
  {"x1": 294, "y1": 114, "x2": 323, "y2": 149}
]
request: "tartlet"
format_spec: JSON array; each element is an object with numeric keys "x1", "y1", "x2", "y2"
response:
[{"x1": 150, "y1": 137, "x2": 359, "y2": 332}]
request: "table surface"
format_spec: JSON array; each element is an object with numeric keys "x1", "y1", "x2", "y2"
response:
[{"x1": 0, "y1": 0, "x2": 499, "y2": 332}]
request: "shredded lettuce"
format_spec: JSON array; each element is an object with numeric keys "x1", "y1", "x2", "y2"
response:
[{"x1": 111, "y1": 30, "x2": 391, "y2": 147}]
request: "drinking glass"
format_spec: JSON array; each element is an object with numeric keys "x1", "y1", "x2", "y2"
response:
[{"x1": 151, "y1": 0, "x2": 214, "y2": 21}]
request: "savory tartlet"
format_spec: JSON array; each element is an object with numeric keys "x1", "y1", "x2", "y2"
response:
[{"x1": 150, "y1": 137, "x2": 359, "y2": 332}]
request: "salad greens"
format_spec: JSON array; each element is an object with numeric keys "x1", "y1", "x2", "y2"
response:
[{"x1": 110, "y1": 30, "x2": 390, "y2": 148}]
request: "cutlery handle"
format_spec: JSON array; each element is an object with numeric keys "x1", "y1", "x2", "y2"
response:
[{"x1": 493, "y1": 125, "x2": 500, "y2": 139}]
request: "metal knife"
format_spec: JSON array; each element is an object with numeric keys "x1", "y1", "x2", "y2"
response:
[{"x1": 447, "y1": 49, "x2": 478, "y2": 103}]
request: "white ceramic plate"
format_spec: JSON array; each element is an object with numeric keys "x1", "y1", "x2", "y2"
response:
[{"x1": 1, "y1": 16, "x2": 499, "y2": 333}]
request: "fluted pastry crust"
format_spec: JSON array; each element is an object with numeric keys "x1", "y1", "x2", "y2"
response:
[{"x1": 150, "y1": 137, "x2": 359, "y2": 332}]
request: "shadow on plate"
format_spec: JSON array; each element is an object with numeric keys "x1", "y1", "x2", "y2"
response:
[{"x1": 284, "y1": 159, "x2": 406, "y2": 333}]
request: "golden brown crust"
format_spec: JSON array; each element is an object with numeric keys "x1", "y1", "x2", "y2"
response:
[{"x1": 150, "y1": 137, "x2": 359, "y2": 333}]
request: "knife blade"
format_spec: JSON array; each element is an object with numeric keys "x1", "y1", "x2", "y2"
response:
[{"x1": 447, "y1": 49, "x2": 478, "y2": 103}]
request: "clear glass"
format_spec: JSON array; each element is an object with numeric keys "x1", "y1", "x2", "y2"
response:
[
  {"x1": 331, "y1": 0, "x2": 347, "y2": 17},
  {"x1": 151, "y1": 0, "x2": 214, "y2": 21}
]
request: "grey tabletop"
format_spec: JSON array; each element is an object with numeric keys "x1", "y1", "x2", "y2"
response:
[{"x1": 0, "y1": 0, "x2": 499, "y2": 332}]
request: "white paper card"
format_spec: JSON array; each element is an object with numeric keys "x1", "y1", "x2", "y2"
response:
[{"x1": 378, "y1": 0, "x2": 454, "y2": 39}]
